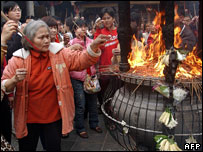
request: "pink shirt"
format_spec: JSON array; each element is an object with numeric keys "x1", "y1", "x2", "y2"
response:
[{"x1": 69, "y1": 37, "x2": 96, "y2": 81}]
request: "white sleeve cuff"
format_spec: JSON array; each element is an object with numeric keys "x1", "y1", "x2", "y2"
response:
[
  {"x1": 1, "y1": 79, "x2": 15, "y2": 95},
  {"x1": 87, "y1": 44, "x2": 101, "y2": 57}
]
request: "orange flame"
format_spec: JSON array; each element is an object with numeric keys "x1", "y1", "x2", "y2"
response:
[
  {"x1": 174, "y1": 4, "x2": 180, "y2": 21},
  {"x1": 174, "y1": 26, "x2": 182, "y2": 48},
  {"x1": 176, "y1": 47, "x2": 202, "y2": 79}
]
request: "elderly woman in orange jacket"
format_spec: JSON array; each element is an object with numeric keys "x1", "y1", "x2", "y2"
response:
[{"x1": 1, "y1": 20, "x2": 109, "y2": 151}]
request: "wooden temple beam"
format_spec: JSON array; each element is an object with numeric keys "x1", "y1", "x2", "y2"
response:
[{"x1": 117, "y1": 1, "x2": 132, "y2": 72}]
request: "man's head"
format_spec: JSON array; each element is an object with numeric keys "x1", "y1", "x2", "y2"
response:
[
  {"x1": 182, "y1": 16, "x2": 191, "y2": 26},
  {"x1": 3, "y1": 1, "x2": 21, "y2": 23},
  {"x1": 145, "y1": 23, "x2": 150, "y2": 33}
]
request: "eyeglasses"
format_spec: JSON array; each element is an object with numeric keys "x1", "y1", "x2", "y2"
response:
[{"x1": 11, "y1": 8, "x2": 21, "y2": 12}]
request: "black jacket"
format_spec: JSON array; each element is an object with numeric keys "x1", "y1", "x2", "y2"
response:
[{"x1": 6, "y1": 32, "x2": 23, "y2": 62}]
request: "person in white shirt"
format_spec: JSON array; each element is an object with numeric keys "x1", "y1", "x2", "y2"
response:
[{"x1": 142, "y1": 23, "x2": 151, "y2": 45}]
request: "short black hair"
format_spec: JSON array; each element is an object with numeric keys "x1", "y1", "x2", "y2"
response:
[
  {"x1": 3, "y1": 1, "x2": 19, "y2": 14},
  {"x1": 100, "y1": 7, "x2": 115, "y2": 18}
]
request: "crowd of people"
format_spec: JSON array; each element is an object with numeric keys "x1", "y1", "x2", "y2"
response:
[{"x1": 1, "y1": 1, "x2": 199, "y2": 151}]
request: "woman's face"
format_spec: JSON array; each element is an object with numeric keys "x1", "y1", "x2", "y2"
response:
[
  {"x1": 33, "y1": 27, "x2": 50, "y2": 52},
  {"x1": 49, "y1": 26, "x2": 58, "y2": 42},
  {"x1": 102, "y1": 13, "x2": 115, "y2": 29}
]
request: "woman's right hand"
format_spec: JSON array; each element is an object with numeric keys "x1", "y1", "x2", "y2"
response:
[
  {"x1": 90, "y1": 34, "x2": 111, "y2": 52},
  {"x1": 94, "y1": 18, "x2": 104, "y2": 29},
  {"x1": 1, "y1": 20, "x2": 18, "y2": 45},
  {"x1": 12, "y1": 68, "x2": 27, "y2": 83}
]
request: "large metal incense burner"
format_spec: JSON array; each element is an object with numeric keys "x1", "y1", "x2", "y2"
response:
[
  {"x1": 100, "y1": 1, "x2": 202, "y2": 151},
  {"x1": 101, "y1": 73, "x2": 202, "y2": 150}
]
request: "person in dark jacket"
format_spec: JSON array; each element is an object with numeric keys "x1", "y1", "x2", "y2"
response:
[
  {"x1": 3, "y1": 1, "x2": 25, "y2": 62},
  {"x1": 175, "y1": 16, "x2": 196, "y2": 52}
]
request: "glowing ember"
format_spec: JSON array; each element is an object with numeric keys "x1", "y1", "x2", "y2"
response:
[{"x1": 128, "y1": 10, "x2": 202, "y2": 80}]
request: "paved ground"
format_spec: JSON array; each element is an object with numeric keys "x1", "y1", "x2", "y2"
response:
[{"x1": 11, "y1": 114, "x2": 126, "y2": 151}]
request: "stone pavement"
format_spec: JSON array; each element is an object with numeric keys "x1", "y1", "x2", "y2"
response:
[{"x1": 11, "y1": 114, "x2": 126, "y2": 151}]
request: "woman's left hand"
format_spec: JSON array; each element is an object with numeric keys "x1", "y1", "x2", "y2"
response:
[{"x1": 12, "y1": 68, "x2": 28, "y2": 83}]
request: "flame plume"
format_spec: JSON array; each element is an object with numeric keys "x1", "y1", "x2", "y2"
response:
[{"x1": 128, "y1": 8, "x2": 202, "y2": 80}]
